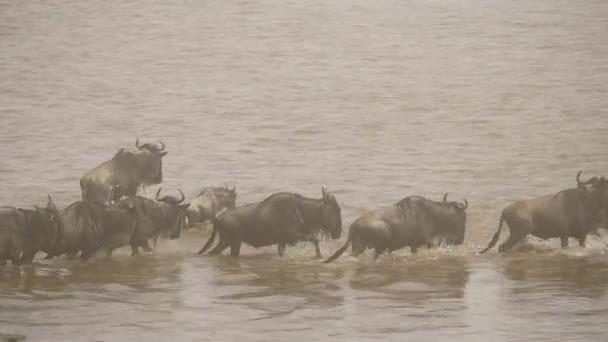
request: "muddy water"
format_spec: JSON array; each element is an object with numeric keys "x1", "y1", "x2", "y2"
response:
[{"x1": 1, "y1": 0, "x2": 608, "y2": 341}]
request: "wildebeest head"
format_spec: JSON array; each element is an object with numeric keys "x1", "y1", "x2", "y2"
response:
[
  {"x1": 217, "y1": 185, "x2": 237, "y2": 209},
  {"x1": 115, "y1": 196, "x2": 154, "y2": 240},
  {"x1": 132, "y1": 139, "x2": 167, "y2": 185},
  {"x1": 320, "y1": 187, "x2": 342, "y2": 239},
  {"x1": 32, "y1": 195, "x2": 63, "y2": 252},
  {"x1": 577, "y1": 171, "x2": 608, "y2": 225},
  {"x1": 155, "y1": 187, "x2": 189, "y2": 239},
  {"x1": 441, "y1": 193, "x2": 468, "y2": 245}
]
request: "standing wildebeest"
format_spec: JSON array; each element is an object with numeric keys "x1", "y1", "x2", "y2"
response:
[
  {"x1": 480, "y1": 171, "x2": 608, "y2": 253},
  {"x1": 125, "y1": 188, "x2": 189, "y2": 255},
  {"x1": 48, "y1": 199, "x2": 148, "y2": 260},
  {"x1": 186, "y1": 185, "x2": 237, "y2": 228},
  {"x1": 0, "y1": 196, "x2": 62, "y2": 265},
  {"x1": 325, "y1": 194, "x2": 468, "y2": 263},
  {"x1": 198, "y1": 187, "x2": 342, "y2": 258},
  {"x1": 80, "y1": 139, "x2": 167, "y2": 204}
]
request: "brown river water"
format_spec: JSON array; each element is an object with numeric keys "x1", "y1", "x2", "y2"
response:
[{"x1": 1, "y1": 0, "x2": 608, "y2": 341}]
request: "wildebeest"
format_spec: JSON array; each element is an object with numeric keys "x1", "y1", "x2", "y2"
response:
[
  {"x1": 480, "y1": 171, "x2": 608, "y2": 253},
  {"x1": 124, "y1": 188, "x2": 189, "y2": 255},
  {"x1": 186, "y1": 185, "x2": 237, "y2": 228},
  {"x1": 48, "y1": 199, "x2": 148, "y2": 261},
  {"x1": 198, "y1": 187, "x2": 342, "y2": 258},
  {"x1": 325, "y1": 194, "x2": 468, "y2": 263},
  {"x1": 0, "y1": 196, "x2": 62, "y2": 265},
  {"x1": 80, "y1": 139, "x2": 167, "y2": 204}
]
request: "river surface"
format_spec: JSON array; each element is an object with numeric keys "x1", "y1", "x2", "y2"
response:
[{"x1": 1, "y1": 0, "x2": 608, "y2": 341}]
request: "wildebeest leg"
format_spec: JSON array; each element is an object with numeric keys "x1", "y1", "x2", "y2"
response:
[
  {"x1": 152, "y1": 235, "x2": 159, "y2": 248},
  {"x1": 374, "y1": 247, "x2": 386, "y2": 259},
  {"x1": 10, "y1": 249, "x2": 21, "y2": 265},
  {"x1": 577, "y1": 236, "x2": 586, "y2": 248},
  {"x1": 20, "y1": 250, "x2": 36, "y2": 264},
  {"x1": 278, "y1": 242, "x2": 286, "y2": 257},
  {"x1": 498, "y1": 219, "x2": 528, "y2": 253},
  {"x1": 560, "y1": 236, "x2": 569, "y2": 249},
  {"x1": 142, "y1": 241, "x2": 153, "y2": 252},
  {"x1": 80, "y1": 250, "x2": 93, "y2": 261},
  {"x1": 410, "y1": 245, "x2": 418, "y2": 254},
  {"x1": 350, "y1": 236, "x2": 365, "y2": 257},
  {"x1": 131, "y1": 245, "x2": 139, "y2": 256},
  {"x1": 230, "y1": 241, "x2": 241, "y2": 257},
  {"x1": 312, "y1": 240, "x2": 322, "y2": 259},
  {"x1": 498, "y1": 232, "x2": 526, "y2": 252},
  {"x1": 66, "y1": 252, "x2": 78, "y2": 260}
]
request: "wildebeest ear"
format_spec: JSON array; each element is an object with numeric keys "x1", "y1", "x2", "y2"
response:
[
  {"x1": 321, "y1": 186, "x2": 328, "y2": 198},
  {"x1": 159, "y1": 151, "x2": 168, "y2": 157}
]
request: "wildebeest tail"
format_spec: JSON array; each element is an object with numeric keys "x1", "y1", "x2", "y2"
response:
[
  {"x1": 198, "y1": 227, "x2": 216, "y2": 255},
  {"x1": 197, "y1": 208, "x2": 227, "y2": 255},
  {"x1": 325, "y1": 234, "x2": 351, "y2": 263},
  {"x1": 480, "y1": 214, "x2": 505, "y2": 254}
]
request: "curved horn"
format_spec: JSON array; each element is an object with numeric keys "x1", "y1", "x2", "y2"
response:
[
  {"x1": 443, "y1": 193, "x2": 448, "y2": 202},
  {"x1": 232, "y1": 185, "x2": 236, "y2": 193},
  {"x1": 461, "y1": 198, "x2": 468, "y2": 210},
  {"x1": 576, "y1": 170, "x2": 596, "y2": 187},
  {"x1": 135, "y1": 138, "x2": 142, "y2": 150},
  {"x1": 155, "y1": 187, "x2": 162, "y2": 201},
  {"x1": 177, "y1": 189, "x2": 185, "y2": 204},
  {"x1": 156, "y1": 140, "x2": 165, "y2": 151}
]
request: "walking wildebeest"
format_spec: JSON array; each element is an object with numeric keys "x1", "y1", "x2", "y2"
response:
[
  {"x1": 0, "y1": 196, "x2": 62, "y2": 265},
  {"x1": 198, "y1": 188, "x2": 342, "y2": 258},
  {"x1": 80, "y1": 139, "x2": 167, "y2": 204},
  {"x1": 124, "y1": 188, "x2": 189, "y2": 255},
  {"x1": 48, "y1": 199, "x2": 149, "y2": 261},
  {"x1": 186, "y1": 186, "x2": 237, "y2": 229},
  {"x1": 480, "y1": 171, "x2": 608, "y2": 253},
  {"x1": 325, "y1": 194, "x2": 468, "y2": 263}
]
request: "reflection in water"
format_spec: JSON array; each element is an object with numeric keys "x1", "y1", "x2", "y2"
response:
[
  {"x1": 210, "y1": 256, "x2": 348, "y2": 318},
  {"x1": 349, "y1": 255, "x2": 470, "y2": 300},
  {"x1": 502, "y1": 253, "x2": 608, "y2": 298}
]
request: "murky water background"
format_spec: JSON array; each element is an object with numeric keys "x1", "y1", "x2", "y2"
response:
[{"x1": 1, "y1": 0, "x2": 608, "y2": 341}]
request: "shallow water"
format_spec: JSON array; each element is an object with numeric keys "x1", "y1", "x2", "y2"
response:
[{"x1": 1, "y1": 0, "x2": 608, "y2": 341}]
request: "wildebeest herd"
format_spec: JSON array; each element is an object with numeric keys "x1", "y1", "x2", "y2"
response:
[{"x1": 1, "y1": 140, "x2": 607, "y2": 265}]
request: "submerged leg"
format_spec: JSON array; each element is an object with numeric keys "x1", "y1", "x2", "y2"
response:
[
  {"x1": 499, "y1": 232, "x2": 526, "y2": 252},
  {"x1": 351, "y1": 237, "x2": 365, "y2": 257},
  {"x1": 560, "y1": 236, "x2": 569, "y2": 249},
  {"x1": 312, "y1": 240, "x2": 322, "y2": 259},
  {"x1": 577, "y1": 236, "x2": 587, "y2": 248},
  {"x1": 373, "y1": 247, "x2": 387, "y2": 259},
  {"x1": 277, "y1": 242, "x2": 286, "y2": 257},
  {"x1": 230, "y1": 241, "x2": 242, "y2": 258},
  {"x1": 130, "y1": 245, "x2": 139, "y2": 256}
]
